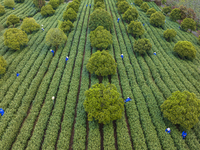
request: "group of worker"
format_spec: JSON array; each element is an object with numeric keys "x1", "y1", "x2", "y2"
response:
[
  {"x1": 165, "y1": 128, "x2": 187, "y2": 139},
  {"x1": 120, "y1": 52, "x2": 156, "y2": 60},
  {"x1": 86, "y1": 4, "x2": 91, "y2": 8}
]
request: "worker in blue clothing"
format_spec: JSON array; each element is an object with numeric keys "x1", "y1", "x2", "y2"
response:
[
  {"x1": 16, "y1": 72, "x2": 20, "y2": 77},
  {"x1": 66, "y1": 56, "x2": 69, "y2": 64},
  {"x1": 121, "y1": 54, "x2": 123, "y2": 60},
  {"x1": 50, "y1": 49, "x2": 55, "y2": 56},
  {"x1": 124, "y1": 97, "x2": 131, "y2": 103},
  {"x1": 182, "y1": 131, "x2": 187, "y2": 139},
  {"x1": 86, "y1": 4, "x2": 88, "y2": 7},
  {"x1": 153, "y1": 52, "x2": 156, "y2": 55},
  {"x1": 143, "y1": 23, "x2": 145, "y2": 26},
  {"x1": 42, "y1": 27, "x2": 44, "y2": 31},
  {"x1": 0, "y1": 108, "x2": 4, "y2": 116},
  {"x1": 89, "y1": 4, "x2": 91, "y2": 8},
  {"x1": 117, "y1": 17, "x2": 120, "y2": 23},
  {"x1": 165, "y1": 128, "x2": 171, "y2": 134}
]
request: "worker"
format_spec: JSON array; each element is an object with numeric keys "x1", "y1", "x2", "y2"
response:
[
  {"x1": 125, "y1": 97, "x2": 131, "y2": 103},
  {"x1": 179, "y1": 26, "x2": 180, "y2": 29},
  {"x1": 121, "y1": 54, "x2": 123, "y2": 60},
  {"x1": 131, "y1": 3, "x2": 132, "y2": 5},
  {"x1": 16, "y1": 72, "x2": 20, "y2": 77},
  {"x1": 50, "y1": 49, "x2": 55, "y2": 56},
  {"x1": 86, "y1": 4, "x2": 88, "y2": 7},
  {"x1": 165, "y1": 128, "x2": 171, "y2": 134},
  {"x1": 143, "y1": 23, "x2": 145, "y2": 26},
  {"x1": 13, "y1": 8, "x2": 15, "y2": 10},
  {"x1": 0, "y1": 108, "x2": 4, "y2": 116},
  {"x1": 153, "y1": 52, "x2": 156, "y2": 55},
  {"x1": 182, "y1": 131, "x2": 187, "y2": 139},
  {"x1": 66, "y1": 56, "x2": 69, "y2": 64},
  {"x1": 89, "y1": 4, "x2": 91, "y2": 8},
  {"x1": 42, "y1": 25, "x2": 43, "y2": 27},
  {"x1": 117, "y1": 17, "x2": 120, "y2": 23},
  {"x1": 42, "y1": 27, "x2": 44, "y2": 31}
]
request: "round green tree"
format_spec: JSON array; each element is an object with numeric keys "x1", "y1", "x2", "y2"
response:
[
  {"x1": 3, "y1": 28, "x2": 29, "y2": 50},
  {"x1": 90, "y1": 26, "x2": 113, "y2": 50},
  {"x1": 46, "y1": 28, "x2": 67, "y2": 50},
  {"x1": 122, "y1": 7, "x2": 138, "y2": 23},
  {"x1": 161, "y1": 6, "x2": 171, "y2": 15},
  {"x1": 160, "y1": 91, "x2": 200, "y2": 130},
  {"x1": 94, "y1": 0, "x2": 103, "y2": 4},
  {"x1": 179, "y1": 5, "x2": 187, "y2": 20},
  {"x1": 41, "y1": 5, "x2": 55, "y2": 16},
  {"x1": 33, "y1": 0, "x2": 45, "y2": 9},
  {"x1": 63, "y1": 8, "x2": 77, "y2": 22},
  {"x1": 150, "y1": 11, "x2": 165, "y2": 27},
  {"x1": 48, "y1": 0, "x2": 59, "y2": 9},
  {"x1": 66, "y1": 1, "x2": 79, "y2": 12},
  {"x1": 6, "y1": 14, "x2": 20, "y2": 27},
  {"x1": 173, "y1": 41, "x2": 196, "y2": 60},
  {"x1": 0, "y1": 56, "x2": 7, "y2": 75},
  {"x1": 181, "y1": 18, "x2": 196, "y2": 33},
  {"x1": 0, "y1": 4, "x2": 6, "y2": 16},
  {"x1": 146, "y1": 8, "x2": 156, "y2": 17},
  {"x1": 86, "y1": 50, "x2": 117, "y2": 77},
  {"x1": 163, "y1": 29, "x2": 177, "y2": 42},
  {"x1": 170, "y1": 8, "x2": 181, "y2": 21},
  {"x1": 134, "y1": 0, "x2": 143, "y2": 6},
  {"x1": 59, "y1": 20, "x2": 74, "y2": 33},
  {"x1": 72, "y1": 0, "x2": 80, "y2": 6},
  {"x1": 14, "y1": 0, "x2": 25, "y2": 3},
  {"x1": 116, "y1": 0, "x2": 125, "y2": 7},
  {"x1": 140, "y1": 2, "x2": 149, "y2": 12},
  {"x1": 117, "y1": 1, "x2": 130, "y2": 14},
  {"x1": 89, "y1": 9, "x2": 113, "y2": 31},
  {"x1": 83, "y1": 83, "x2": 124, "y2": 124},
  {"x1": 4, "y1": 0, "x2": 15, "y2": 8},
  {"x1": 94, "y1": 2, "x2": 105, "y2": 10},
  {"x1": 21, "y1": 17, "x2": 40, "y2": 34},
  {"x1": 127, "y1": 21, "x2": 145, "y2": 38},
  {"x1": 133, "y1": 38, "x2": 152, "y2": 54}
]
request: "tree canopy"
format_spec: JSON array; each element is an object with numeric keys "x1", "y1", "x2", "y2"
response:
[
  {"x1": 0, "y1": 56, "x2": 7, "y2": 75},
  {"x1": 122, "y1": 7, "x2": 138, "y2": 23},
  {"x1": 160, "y1": 91, "x2": 200, "y2": 130},
  {"x1": 134, "y1": 0, "x2": 143, "y2": 6},
  {"x1": 59, "y1": 20, "x2": 74, "y2": 33},
  {"x1": 162, "y1": 6, "x2": 171, "y2": 15},
  {"x1": 94, "y1": 0, "x2": 103, "y2": 4},
  {"x1": 63, "y1": 8, "x2": 77, "y2": 22},
  {"x1": 117, "y1": 1, "x2": 130, "y2": 14},
  {"x1": 94, "y1": 2, "x2": 105, "y2": 10},
  {"x1": 3, "y1": 28, "x2": 29, "y2": 50},
  {"x1": 150, "y1": 11, "x2": 165, "y2": 27},
  {"x1": 41, "y1": 5, "x2": 55, "y2": 16},
  {"x1": 6, "y1": 14, "x2": 20, "y2": 27},
  {"x1": 4, "y1": 0, "x2": 15, "y2": 8},
  {"x1": 86, "y1": 50, "x2": 117, "y2": 77},
  {"x1": 133, "y1": 38, "x2": 152, "y2": 55},
  {"x1": 66, "y1": 1, "x2": 79, "y2": 12},
  {"x1": 21, "y1": 17, "x2": 40, "y2": 34},
  {"x1": 83, "y1": 83, "x2": 124, "y2": 124},
  {"x1": 33, "y1": 0, "x2": 45, "y2": 9},
  {"x1": 146, "y1": 8, "x2": 156, "y2": 17},
  {"x1": 48, "y1": 0, "x2": 59, "y2": 9},
  {"x1": 170, "y1": 8, "x2": 181, "y2": 21},
  {"x1": 181, "y1": 18, "x2": 196, "y2": 32},
  {"x1": 0, "y1": 4, "x2": 5, "y2": 16},
  {"x1": 127, "y1": 20, "x2": 145, "y2": 38},
  {"x1": 14, "y1": 0, "x2": 25, "y2": 3},
  {"x1": 90, "y1": 26, "x2": 113, "y2": 50},
  {"x1": 140, "y1": 2, "x2": 149, "y2": 12},
  {"x1": 163, "y1": 29, "x2": 177, "y2": 42}
]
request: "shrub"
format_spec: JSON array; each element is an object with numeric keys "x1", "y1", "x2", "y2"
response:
[
  {"x1": 160, "y1": 91, "x2": 200, "y2": 130},
  {"x1": 163, "y1": 29, "x2": 176, "y2": 42},
  {"x1": 59, "y1": 20, "x2": 74, "y2": 33},
  {"x1": 66, "y1": 1, "x2": 79, "y2": 12},
  {"x1": 173, "y1": 41, "x2": 196, "y2": 60},
  {"x1": 33, "y1": 0, "x2": 45, "y2": 9},
  {"x1": 134, "y1": 0, "x2": 143, "y2": 6},
  {"x1": 72, "y1": 0, "x2": 80, "y2": 6},
  {"x1": 133, "y1": 38, "x2": 152, "y2": 55},
  {"x1": 198, "y1": 36, "x2": 200, "y2": 45},
  {"x1": 187, "y1": 8, "x2": 196, "y2": 20},
  {"x1": 170, "y1": 8, "x2": 181, "y2": 21},
  {"x1": 150, "y1": 11, "x2": 165, "y2": 27},
  {"x1": 0, "y1": 56, "x2": 7, "y2": 75},
  {"x1": 140, "y1": 2, "x2": 149, "y2": 12},
  {"x1": 46, "y1": 28, "x2": 67, "y2": 50},
  {"x1": 41, "y1": 5, "x2": 55, "y2": 16},
  {"x1": 3, "y1": 28, "x2": 29, "y2": 50},
  {"x1": 89, "y1": 9, "x2": 113, "y2": 31},
  {"x1": 94, "y1": 2, "x2": 105, "y2": 10},
  {"x1": 63, "y1": 8, "x2": 77, "y2": 22},
  {"x1": 6, "y1": 14, "x2": 20, "y2": 27},
  {"x1": 94, "y1": 0, "x2": 103, "y2": 4},
  {"x1": 48, "y1": 0, "x2": 59, "y2": 9},
  {"x1": 122, "y1": 7, "x2": 138, "y2": 23},
  {"x1": 0, "y1": 4, "x2": 6, "y2": 16},
  {"x1": 181, "y1": 18, "x2": 196, "y2": 32},
  {"x1": 83, "y1": 83, "x2": 124, "y2": 124},
  {"x1": 21, "y1": 17, "x2": 40, "y2": 34},
  {"x1": 161, "y1": 6, "x2": 171, "y2": 15},
  {"x1": 116, "y1": 0, "x2": 125, "y2": 7},
  {"x1": 117, "y1": 1, "x2": 130, "y2": 14},
  {"x1": 146, "y1": 8, "x2": 156, "y2": 17},
  {"x1": 14, "y1": 0, "x2": 24, "y2": 3},
  {"x1": 128, "y1": 21, "x2": 145, "y2": 38},
  {"x1": 90, "y1": 26, "x2": 113, "y2": 50},
  {"x1": 179, "y1": 5, "x2": 187, "y2": 20},
  {"x1": 4, "y1": 0, "x2": 15, "y2": 8}
]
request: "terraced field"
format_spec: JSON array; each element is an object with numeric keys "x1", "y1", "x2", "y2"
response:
[{"x1": 0, "y1": 0, "x2": 200, "y2": 149}]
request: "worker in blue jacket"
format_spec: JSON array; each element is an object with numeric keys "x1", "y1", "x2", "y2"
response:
[
  {"x1": 125, "y1": 97, "x2": 131, "y2": 103},
  {"x1": 117, "y1": 17, "x2": 120, "y2": 23},
  {"x1": 16, "y1": 72, "x2": 20, "y2": 77},
  {"x1": 86, "y1": 4, "x2": 88, "y2": 7},
  {"x1": 165, "y1": 128, "x2": 171, "y2": 134},
  {"x1": 0, "y1": 108, "x2": 4, "y2": 116},
  {"x1": 182, "y1": 131, "x2": 187, "y2": 139},
  {"x1": 66, "y1": 56, "x2": 69, "y2": 64},
  {"x1": 89, "y1": 4, "x2": 91, "y2": 8},
  {"x1": 50, "y1": 49, "x2": 55, "y2": 56},
  {"x1": 121, "y1": 54, "x2": 123, "y2": 60}
]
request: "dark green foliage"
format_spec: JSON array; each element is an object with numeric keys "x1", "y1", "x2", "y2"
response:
[
  {"x1": 4, "y1": 0, "x2": 15, "y2": 8},
  {"x1": 41, "y1": 5, "x2": 55, "y2": 16},
  {"x1": 63, "y1": 8, "x2": 77, "y2": 22},
  {"x1": 140, "y1": 2, "x2": 149, "y2": 12},
  {"x1": 163, "y1": 29, "x2": 176, "y2": 42},
  {"x1": 94, "y1": 2, "x2": 105, "y2": 10},
  {"x1": 21, "y1": 17, "x2": 40, "y2": 34},
  {"x1": 83, "y1": 83, "x2": 124, "y2": 124},
  {"x1": 161, "y1": 91, "x2": 200, "y2": 130},
  {"x1": 179, "y1": 5, "x2": 187, "y2": 20},
  {"x1": 117, "y1": 1, "x2": 130, "y2": 14},
  {"x1": 94, "y1": 0, "x2": 103, "y2": 4},
  {"x1": 73, "y1": 0, "x2": 80, "y2": 6},
  {"x1": 116, "y1": 0, "x2": 125, "y2": 7},
  {"x1": 59, "y1": 20, "x2": 74, "y2": 33},
  {"x1": 33, "y1": 0, "x2": 45, "y2": 9},
  {"x1": 173, "y1": 41, "x2": 196, "y2": 60},
  {"x1": 127, "y1": 21, "x2": 145, "y2": 38},
  {"x1": 181, "y1": 18, "x2": 196, "y2": 32},
  {"x1": 133, "y1": 38, "x2": 152, "y2": 54},
  {"x1": 122, "y1": 7, "x2": 138, "y2": 23},
  {"x1": 146, "y1": 8, "x2": 156, "y2": 17},
  {"x1": 90, "y1": 26, "x2": 113, "y2": 50},
  {"x1": 161, "y1": 6, "x2": 171, "y2": 14},
  {"x1": 66, "y1": 1, "x2": 79, "y2": 12},
  {"x1": 89, "y1": 9, "x2": 113, "y2": 31},
  {"x1": 48, "y1": 0, "x2": 59, "y2": 9},
  {"x1": 14, "y1": 0, "x2": 25, "y2": 3},
  {"x1": 6, "y1": 14, "x2": 20, "y2": 27},
  {"x1": 150, "y1": 11, "x2": 165, "y2": 27},
  {"x1": 3, "y1": 28, "x2": 29, "y2": 50},
  {"x1": 170, "y1": 8, "x2": 181, "y2": 21},
  {"x1": 134, "y1": 0, "x2": 143, "y2": 6},
  {"x1": 0, "y1": 4, "x2": 5, "y2": 16},
  {"x1": 0, "y1": 56, "x2": 7, "y2": 75}
]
